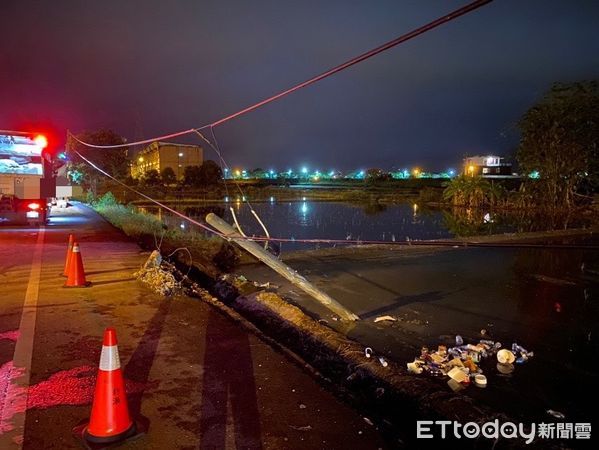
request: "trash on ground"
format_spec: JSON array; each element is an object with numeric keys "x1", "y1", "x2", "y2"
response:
[
  {"x1": 134, "y1": 250, "x2": 181, "y2": 296},
  {"x1": 546, "y1": 409, "x2": 566, "y2": 419},
  {"x1": 253, "y1": 281, "x2": 279, "y2": 289},
  {"x1": 374, "y1": 315, "x2": 397, "y2": 323},
  {"x1": 364, "y1": 347, "x2": 373, "y2": 358},
  {"x1": 496, "y1": 349, "x2": 516, "y2": 364},
  {"x1": 378, "y1": 356, "x2": 388, "y2": 367},
  {"x1": 363, "y1": 417, "x2": 374, "y2": 426},
  {"x1": 289, "y1": 425, "x2": 312, "y2": 432},
  {"x1": 406, "y1": 334, "x2": 534, "y2": 391},
  {"x1": 474, "y1": 374, "x2": 487, "y2": 387}
]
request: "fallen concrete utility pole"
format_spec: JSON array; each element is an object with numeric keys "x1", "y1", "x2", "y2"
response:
[{"x1": 206, "y1": 213, "x2": 360, "y2": 321}]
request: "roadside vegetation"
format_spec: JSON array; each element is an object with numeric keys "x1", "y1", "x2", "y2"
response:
[{"x1": 90, "y1": 192, "x2": 245, "y2": 275}]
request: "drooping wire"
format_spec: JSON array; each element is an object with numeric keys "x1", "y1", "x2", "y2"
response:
[
  {"x1": 70, "y1": 0, "x2": 493, "y2": 150},
  {"x1": 194, "y1": 128, "x2": 272, "y2": 248}
]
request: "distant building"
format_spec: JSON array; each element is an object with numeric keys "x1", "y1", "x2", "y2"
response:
[
  {"x1": 131, "y1": 141, "x2": 203, "y2": 180},
  {"x1": 463, "y1": 155, "x2": 512, "y2": 177}
]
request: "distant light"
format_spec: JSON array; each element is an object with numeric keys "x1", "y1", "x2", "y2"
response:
[
  {"x1": 34, "y1": 135, "x2": 48, "y2": 149},
  {"x1": 301, "y1": 202, "x2": 308, "y2": 214},
  {"x1": 224, "y1": 196, "x2": 229, "y2": 202},
  {"x1": 269, "y1": 169, "x2": 274, "y2": 175},
  {"x1": 448, "y1": 169, "x2": 455, "y2": 176},
  {"x1": 180, "y1": 222, "x2": 185, "y2": 229},
  {"x1": 242, "y1": 196, "x2": 246, "y2": 201},
  {"x1": 224, "y1": 168, "x2": 229, "y2": 172},
  {"x1": 287, "y1": 169, "x2": 292, "y2": 175},
  {"x1": 235, "y1": 170, "x2": 241, "y2": 177},
  {"x1": 138, "y1": 156, "x2": 144, "y2": 163},
  {"x1": 329, "y1": 170, "x2": 335, "y2": 177},
  {"x1": 301, "y1": 167, "x2": 308, "y2": 174},
  {"x1": 28, "y1": 202, "x2": 41, "y2": 210},
  {"x1": 413, "y1": 168, "x2": 420, "y2": 177},
  {"x1": 179, "y1": 152, "x2": 184, "y2": 157},
  {"x1": 302, "y1": 197, "x2": 306, "y2": 201},
  {"x1": 270, "y1": 196, "x2": 275, "y2": 203}
]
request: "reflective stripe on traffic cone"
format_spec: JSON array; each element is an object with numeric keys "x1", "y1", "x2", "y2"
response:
[
  {"x1": 62, "y1": 234, "x2": 75, "y2": 277},
  {"x1": 73, "y1": 328, "x2": 146, "y2": 447},
  {"x1": 63, "y1": 242, "x2": 91, "y2": 288}
]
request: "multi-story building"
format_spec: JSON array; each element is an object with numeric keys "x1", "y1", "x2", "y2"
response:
[
  {"x1": 131, "y1": 141, "x2": 203, "y2": 180},
  {"x1": 463, "y1": 155, "x2": 512, "y2": 177}
]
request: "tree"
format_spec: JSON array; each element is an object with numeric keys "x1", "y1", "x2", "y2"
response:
[
  {"x1": 199, "y1": 160, "x2": 223, "y2": 186},
  {"x1": 365, "y1": 168, "x2": 391, "y2": 183},
  {"x1": 183, "y1": 165, "x2": 202, "y2": 187},
  {"x1": 517, "y1": 81, "x2": 599, "y2": 209},
  {"x1": 443, "y1": 175, "x2": 492, "y2": 208},
  {"x1": 141, "y1": 169, "x2": 161, "y2": 186},
  {"x1": 66, "y1": 129, "x2": 130, "y2": 195},
  {"x1": 161, "y1": 167, "x2": 177, "y2": 185}
]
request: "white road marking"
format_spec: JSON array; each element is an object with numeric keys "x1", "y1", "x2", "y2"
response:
[{"x1": 0, "y1": 228, "x2": 45, "y2": 448}]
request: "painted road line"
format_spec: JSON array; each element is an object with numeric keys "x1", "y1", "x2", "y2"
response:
[{"x1": 0, "y1": 228, "x2": 45, "y2": 448}]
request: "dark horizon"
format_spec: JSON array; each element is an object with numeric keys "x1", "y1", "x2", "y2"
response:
[{"x1": 1, "y1": 0, "x2": 598, "y2": 171}]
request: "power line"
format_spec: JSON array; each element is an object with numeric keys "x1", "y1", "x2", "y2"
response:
[{"x1": 71, "y1": 0, "x2": 493, "y2": 149}]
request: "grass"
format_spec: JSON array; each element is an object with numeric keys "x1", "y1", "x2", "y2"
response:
[{"x1": 91, "y1": 192, "x2": 247, "y2": 275}]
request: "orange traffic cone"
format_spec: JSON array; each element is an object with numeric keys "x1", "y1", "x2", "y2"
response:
[
  {"x1": 73, "y1": 328, "x2": 146, "y2": 447},
  {"x1": 62, "y1": 234, "x2": 75, "y2": 277},
  {"x1": 63, "y1": 242, "x2": 91, "y2": 288}
]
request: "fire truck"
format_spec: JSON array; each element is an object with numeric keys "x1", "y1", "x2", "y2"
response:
[{"x1": 0, "y1": 131, "x2": 56, "y2": 225}]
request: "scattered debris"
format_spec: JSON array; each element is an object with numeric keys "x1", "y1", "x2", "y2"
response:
[
  {"x1": 299, "y1": 403, "x2": 307, "y2": 409},
  {"x1": 363, "y1": 417, "x2": 374, "y2": 426},
  {"x1": 134, "y1": 250, "x2": 181, "y2": 296},
  {"x1": 374, "y1": 315, "x2": 397, "y2": 323},
  {"x1": 497, "y1": 349, "x2": 515, "y2": 364},
  {"x1": 407, "y1": 335, "x2": 534, "y2": 391},
  {"x1": 289, "y1": 425, "x2": 312, "y2": 432},
  {"x1": 364, "y1": 347, "x2": 373, "y2": 358},
  {"x1": 253, "y1": 281, "x2": 279, "y2": 290},
  {"x1": 378, "y1": 357, "x2": 388, "y2": 367},
  {"x1": 474, "y1": 374, "x2": 487, "y2": 388},
  {"x1": 546, "y1": 409, "x2": 566, "y2": 419}
]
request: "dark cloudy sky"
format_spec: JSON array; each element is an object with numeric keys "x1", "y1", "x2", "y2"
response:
[{"x1": 1, "y1": 0, "x2": 598, "y2": 171}]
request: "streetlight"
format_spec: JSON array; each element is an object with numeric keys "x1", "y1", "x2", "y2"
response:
[{"x1": 413, "y1": 168, "x2": 420, "y2": 178}]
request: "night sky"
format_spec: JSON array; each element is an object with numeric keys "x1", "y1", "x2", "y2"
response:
[{"x1": 1, "y1": 0, "x2": 598, "y2": 171}]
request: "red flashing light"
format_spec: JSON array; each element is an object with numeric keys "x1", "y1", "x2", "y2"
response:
[
  {"x1": 34, "y1": 134, "x2": 48, "y2": 149},
  {"x1": 28, "y1": 202, "x2": 41, "y2": 210}
]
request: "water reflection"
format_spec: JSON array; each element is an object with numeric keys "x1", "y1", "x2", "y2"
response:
[
  {"x1": 137, "y1": 201, "x2": 595, "y2": 250},
  {"x1": 443, "y1": 207, "x2": 591, "y2": 237}
]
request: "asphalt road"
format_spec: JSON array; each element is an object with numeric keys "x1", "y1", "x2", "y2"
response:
[{"x1": 0, "y1": 204, "x2": 388, "y2": 449}]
